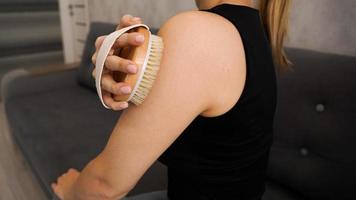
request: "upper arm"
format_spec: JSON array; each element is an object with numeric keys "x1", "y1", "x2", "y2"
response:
[{"x1": 94, "y1": 11, "x2": 246, "y2": 194}]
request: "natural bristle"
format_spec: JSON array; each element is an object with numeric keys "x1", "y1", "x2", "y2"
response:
[{"x1": 130, "y1": 35, "x2": 163, "y2": 105}]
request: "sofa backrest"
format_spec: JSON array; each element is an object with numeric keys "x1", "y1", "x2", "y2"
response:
[{"x1": 270, "y1": 48, "x2": 356, "y2": 199}]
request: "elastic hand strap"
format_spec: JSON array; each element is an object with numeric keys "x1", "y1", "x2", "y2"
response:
[{"x1": 95, "y1": 24, "x2": 149, "y2": 108}]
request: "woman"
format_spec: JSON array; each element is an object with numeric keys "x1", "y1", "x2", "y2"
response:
[{"x1": 52, "y1": 0, "x2": 291, "y2": 199}]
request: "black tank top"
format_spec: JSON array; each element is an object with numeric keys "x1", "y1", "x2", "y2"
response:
[{"x1": 158, "y1": 4, "x2": 277, "y2": 200}]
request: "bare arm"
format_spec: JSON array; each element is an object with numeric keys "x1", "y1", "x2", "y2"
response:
[{"x1": 61, "y1": 10, "x2": 246, "y2": 200}]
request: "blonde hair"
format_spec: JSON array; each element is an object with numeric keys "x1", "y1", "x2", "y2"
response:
[{"x1": 259, "y1": 0, "x2": 292, "y2": 73}]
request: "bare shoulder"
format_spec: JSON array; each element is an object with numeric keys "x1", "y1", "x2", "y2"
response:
[{"x1": 158, "y1": 11, "x2": 247, "y2": 117}]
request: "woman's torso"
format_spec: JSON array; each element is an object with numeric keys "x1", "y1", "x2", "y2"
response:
[{"x1": 158, "y1": 4, "x2": 277, "y2": 200}]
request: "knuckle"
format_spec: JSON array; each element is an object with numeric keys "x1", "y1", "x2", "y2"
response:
[
  {"x1": 103, "y1": 97, "x2": 114, "y2": 109},
  {"x1": 102, "y1": 77, "x2": 109, "y2": 90},
  {"x1": 117, "y1": 57, "x2": 125, "y2": 69},
  {"x1": 109, "y1": 49, "x2": 114, "y2": 55},
  {"x1": 103, "y1": 98, "x2": 111, "y2": 108},
  {"x1": 91, "y1": 53, "x2": 96, "y2": 63},
  {"x1": 114, "y1": 106, "x2": 123, "y2": 111},
  {"x1": 95, "y1": 37, "x2": 101, "y2": 47},
  {"x1": 107, "y1": 56, "x2": 123, "y2": 71},
  {"x1": 104, "y1": 56, "x2": 111, "y2": 67},
  {"x1": 100, "y1": 76, "x2": 107, "y2": 88},
  {"x1": 128, "y1": 33, "x2": 137, "y2": 42},
  {"x1": 119, "y1": 33, "x2": 128, "y2": 45},
  {"x1": 110, "y1": 83, "x2": 117, "y2": 94},
  {"x1": 95, "y1": 36, "x2": 105, "y2": 48},
  {"x1": 122, "y1": 14, "x2": 133, "y2": 21}
]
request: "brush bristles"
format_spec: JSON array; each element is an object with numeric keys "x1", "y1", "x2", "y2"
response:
[{"x1": 131, "y1": 35, "x2": 163, "y2": 105}]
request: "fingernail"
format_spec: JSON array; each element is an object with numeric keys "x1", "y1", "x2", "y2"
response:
[
  {"x1": 135, "y1": 35, "x2": 144, "y2": 43},
  {"x1": 120, "y1": 86, "x2": 131, "y2": 94},
  {"x1": 120, "y1": 102, "x2": 129, "y2": 109},
  {"x1": 127, "y1": 65, "x2": 137, "y2": 73}
]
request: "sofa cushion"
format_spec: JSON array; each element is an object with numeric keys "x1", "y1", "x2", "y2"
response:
[
  {"x1": 269, "y1": 48, "x2": 356, "y2": 199},
  {"x1": 263, "y1": 181, "x2": 304, "y2": 200},
  {"x1": 5, "y1": 69, "x2": 120, "y2": 196},
  {"x1": 5, "y1": 68, "x2": 168, "y2": 198}
]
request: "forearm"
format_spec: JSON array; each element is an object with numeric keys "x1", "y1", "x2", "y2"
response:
[{"x1": 65, "y1": 157, "x2": 128, "y2": 200}]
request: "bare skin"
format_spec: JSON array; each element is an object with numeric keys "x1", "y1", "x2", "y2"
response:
[
  {"x1": 52, "y1": 0, "x2": 252, "y2": 199},
  {"x1": 90, "y1": 0, "x2": 252, "y2": 111}
]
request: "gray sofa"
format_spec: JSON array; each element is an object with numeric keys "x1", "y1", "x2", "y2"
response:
[{"x1": 2, "y1": 22, "x2": 356, "y2": 200}]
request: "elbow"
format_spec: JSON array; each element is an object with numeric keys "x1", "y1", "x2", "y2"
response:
[
  {"x1": 97, "y1": 173, "x2": 134, "y2": 200},
  {"x1": 98, "y1": 179, "x2": 132, "y2": 200},
  {"x1": 86, "y1": 160, "x2": 135, "y2": 200},
  {"x1": 104, "y1": 183, "x2": 131, "y2": 200},
  {"x1": 92, "y1": 175, "x2": 134, "y2": 200}
]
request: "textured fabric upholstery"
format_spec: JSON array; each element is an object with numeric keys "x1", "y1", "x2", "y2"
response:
[
  {"x1": 3, "y1": 68, "x2": 167, "y2": 198},
  {"x1": 267, "y1": 48, "x2": 356, "y2": 200}
]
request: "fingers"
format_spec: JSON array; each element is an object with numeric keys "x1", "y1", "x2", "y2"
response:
[
  {"x1": 92, "y1": 67, "x2": 132, "y2": 111},
  {"x1": 113, "y1": 32, "x2": 145, "y2": 49},
  {"x1": 92, "y1": 68, "x2": 131, "y2": 111},
  {"x1": 117, "y1": 14, "x2": 142, "y2": 30},
  {"x1": 101, "y1": 73, "x2": 132, "y2": 96},
  {"x1": 92, "y1": 67, "x2": 96, "y2": 78},
  {"x1": 90, "y1": 14, "x2": 143, "y2": 111},
  {"x1": 91, "y1": 52, "x2": 97, "y2": 64},
  {"x1": 92, "y1": 36, "x2": 106, "y2": 65},
  {"x1": 51, "y1": 183, "x2": 63, "y2": 199},
  {"x1": 93, "y1": 52, "x2": 138, "y2": 82},
  {"x1": 68, "y1": 168, "x2": 78, "y2": 173},
  {"x1": 52, "y1": 184, "x2": 61, "y2": 200},
  {"x1": 91, "y1": 50, "x2": 115, "y2": 65},
  {"x1": 92, "y1": 66, "x2": 110, "y2": 80},
  {"x1": 105, "y1": 55, "x2": 137, "y2": 74},
  {"x1": 51, "y1": 183, "x2": 57, "y2": 191},
  {"x1": 102, "y1": 91, "x2": 129, "y2": 110},
  {"x1": 95, "y1": 35, "x2": 106, "y2": 49},
  {"x1": 91, "y1": 32, "x2": 144, "y2": 64},
  {"x1": 95, "y1": 29, "x2": 144, "y2": 53}
]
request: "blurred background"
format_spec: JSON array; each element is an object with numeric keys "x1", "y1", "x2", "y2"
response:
[
  {"x1": 0, "y1": 0, "x2": 355, "y2": 200},
  {"x1": 1, "y1": 0, "x2": 355, "y2": 77}
]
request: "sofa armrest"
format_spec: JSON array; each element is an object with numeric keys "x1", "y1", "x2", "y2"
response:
[
  {"x1": 1, "y1": 68, "x2": 31, "y2": 102},
  {"x1": 1, "y1": 67, "x2": 79, "y2": 103}
]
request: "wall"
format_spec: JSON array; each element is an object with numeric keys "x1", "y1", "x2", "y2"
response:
[
  {"x1": 287, "y1": 0, "x2": 356, "y2": 56},
  {"x1": 88, "y1": 0, "x2": 356, "y2": 56},
  {"x1": 0, "y1": 0, "x2": 63, "y2": 77},
  {"x1": 88, "y1": 0, "x2": 194, "y2": 28}
]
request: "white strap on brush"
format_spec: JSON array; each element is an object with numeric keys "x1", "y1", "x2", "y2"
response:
[{"x1": 95, "y1": 24, "x2": 149, "y2": 109}]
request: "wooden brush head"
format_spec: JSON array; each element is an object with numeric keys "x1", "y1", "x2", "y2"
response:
[{"x1": 113, "y1": 27, "x2": 151, "y2": 102}]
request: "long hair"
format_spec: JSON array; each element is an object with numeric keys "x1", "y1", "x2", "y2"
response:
[{"x1": 259, "y1": 0, "x2": 292, "y2": 73}]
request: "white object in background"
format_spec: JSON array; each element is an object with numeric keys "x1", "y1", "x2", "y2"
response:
[{"x1": 59, "y1": 0, "x2": 90, "y2": 64}]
